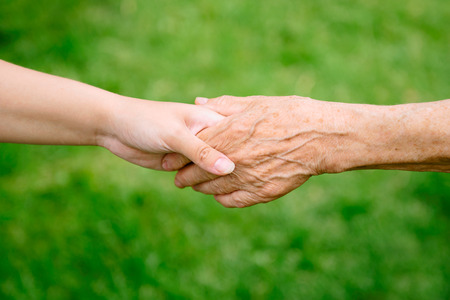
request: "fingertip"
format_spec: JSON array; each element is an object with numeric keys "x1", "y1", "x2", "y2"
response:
[
  {"x1": 174, "y1": 178, "x2": 184, "y2": 188},
  {"x1": 215, "y1": 191, "x2": 256, "y2": 208},
  {"x1": 195, "y1": 97, "x2": 208, "y2": 105},
  {"x1": 214, "y1": 195, "x2": 235, "y2": 208},
  {"x1": 161, "y1": 155, "x2": 170, "y2": 171},
  {"x1": 196, "y1": 95, "x2": 248, "y2": 116},
  {"x1": 162, "y1": 153, "x2": 191, "y2": 171}
]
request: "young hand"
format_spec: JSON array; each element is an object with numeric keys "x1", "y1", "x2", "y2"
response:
[{"x1": 99, "y1": 97, "x2": 235, "y2": 175}]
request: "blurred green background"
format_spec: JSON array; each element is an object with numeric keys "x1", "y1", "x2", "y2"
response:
[{"x1": 0, "y1": 0, "x2": 449, "y2": 299}]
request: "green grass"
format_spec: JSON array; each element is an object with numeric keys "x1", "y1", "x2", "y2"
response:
[{"x1": 0, "y1": 0, "x2": 449, "y2": 299}]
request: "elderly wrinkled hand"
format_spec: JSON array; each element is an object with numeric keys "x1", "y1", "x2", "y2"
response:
[
  {"x1": 166, "y1": 95, "x2": 353, "y2": 207},
  {"x1": 165, "y1": 95, "x2": 450, "y2": 208}
]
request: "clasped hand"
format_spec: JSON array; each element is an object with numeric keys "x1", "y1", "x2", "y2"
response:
[
  {"x1": 164, "y1": 96, "x2": 349, "y2": 208},
  {"x1": 3, "y1": 61, "x2": 447, "y2": 208}
]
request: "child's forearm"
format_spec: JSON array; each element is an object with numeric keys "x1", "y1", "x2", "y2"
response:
[{"x1": 0, "y1": 59, "x2": 114, "y2": 145}]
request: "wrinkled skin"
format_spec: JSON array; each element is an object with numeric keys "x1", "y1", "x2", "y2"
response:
[
  {"x1": 164, "y1": 95, "x2": 450, "y2": 208},
  {"x1": 168, "y1": 96, "x2": 355, "y2": 208}
]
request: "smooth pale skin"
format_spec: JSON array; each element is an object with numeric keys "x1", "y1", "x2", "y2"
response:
[
  {"x1": 0, "y1": 60, "x2": 235, "y2": 175},
  {"x1": 164, "y1": 95, "x2": 450, "y2": 208}
]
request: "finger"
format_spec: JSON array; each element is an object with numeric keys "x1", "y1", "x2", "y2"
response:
[
  {"x1": 192, "y1": 176, "x2": 238, "y2": 195},
  {"x1": 170, "y1": 128, "x2": 235, "y2": 176},
  {"x1": 195, "y1": 95, "x2": 250, "y2": 116},
  {"x1": 161, "y1": 153, "x2": 191, "y2": 171},
  {"x1": 214, "y1": 191, "x2": 259, "y2": 208},
  {"x1": 162, "y1": 106, "x2": 226, "y2": 171},
  {"x1": 174, "y1": 163, "x2": 219, "y2": 188}
]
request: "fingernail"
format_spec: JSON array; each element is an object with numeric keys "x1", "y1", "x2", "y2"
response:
[
  {"x1": 196, "y1": 97, "x2": 208, "y2": 105},
  {"x1": 214, "y1": 158, "x2": 235, "y2": 174}
]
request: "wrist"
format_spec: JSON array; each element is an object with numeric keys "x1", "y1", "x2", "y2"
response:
[
  {"x1": 94, "y1": 93, "x2": 124, "y2": 148},
  {"x1": 301, "y1": 101, "x2": 381, "y2": 174},
  {"x1": 330, "y1": 103, "x2": 397, "y2": 172}
]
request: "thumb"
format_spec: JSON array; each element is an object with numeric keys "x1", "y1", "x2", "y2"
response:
[
  {"x1": 171, "y1": 129, "x2": 235, "y2": 176},
  {"x1": 195, "y1": 95, "x2": 250, "y2": 116}
]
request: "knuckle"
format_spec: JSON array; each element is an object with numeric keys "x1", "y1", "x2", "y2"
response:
[
  {"x1": 260, "y1": 183, "x2": 280, "y2": 198},
  {"x1": 209, "y1": 178, "x2": 233, "y2": 195},
  {"x1": 170, "y1": 126, "x2": 185, "y2": 141},
  {"x1": 228, "y1": 119, "x2": 249, "y2": 136},
  {"x1": 165, "y1": 126, "x2": 186, "y2": 150},
  {"x1": 197, "y1": 146, "x2": 212, "y2": 163},
  {"x1": 210, "y1": 180, "x2": 224, "y2": 194},
  {"x1": 253, "y1": 183, "x2": 281, "y2": 203},
  {"x1": 215, "y1": 95, "x2": 229, "y2": 106},
  {"x1": 233, "y1": 195, "x2": 254, "y2": 208},
  {"x1": 234, "y1": 200, "x2": 247, "y2": 208}
]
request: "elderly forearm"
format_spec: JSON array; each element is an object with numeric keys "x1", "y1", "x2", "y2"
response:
[
  {"x1": 0, "y1": 60, "x2": 115, "y2": 145},
  {"x1": 335, "y1": 100, "x2": 450, "y2": 173},
  {"x1": 171, "y1": 96, "x2": 449, "y2": 207}
]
